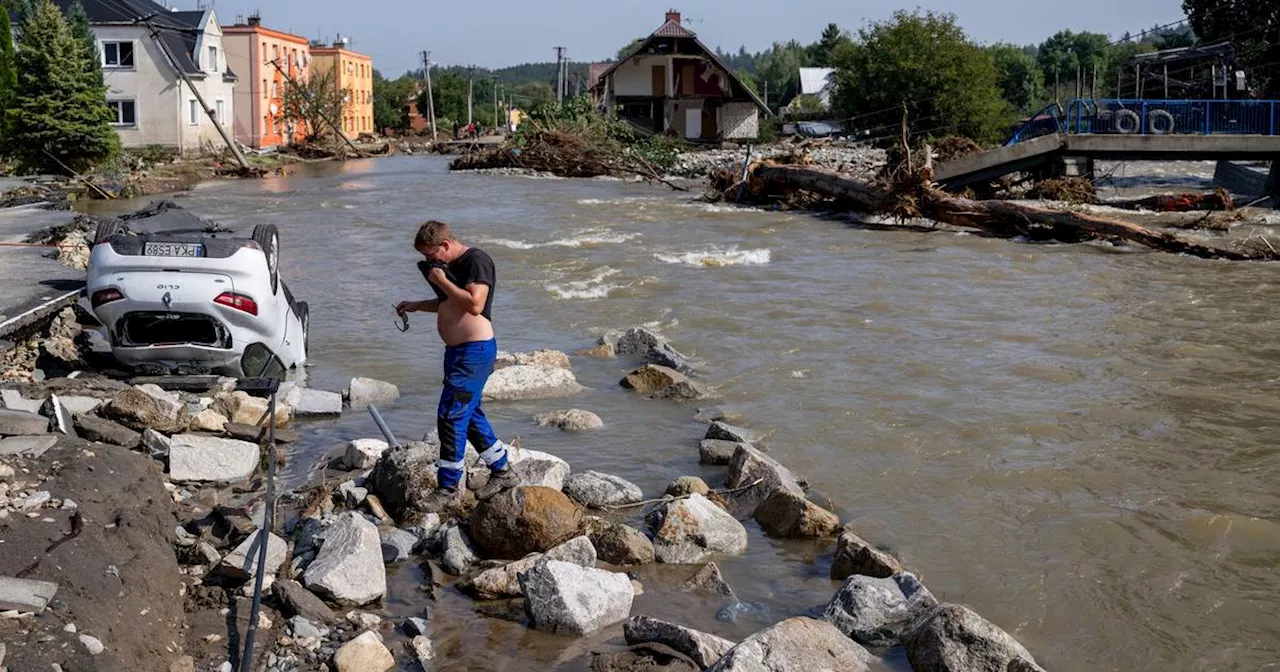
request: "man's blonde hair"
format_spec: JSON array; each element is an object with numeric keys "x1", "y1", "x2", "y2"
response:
[{"x1": 414, "y1": 220, "x2": 456, "y2": 249}]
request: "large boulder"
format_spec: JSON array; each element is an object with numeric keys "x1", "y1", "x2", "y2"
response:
[
  {"x1": 646, "y1": 494, "x2": 748, "y2": 564},
  {"x1": 901, "y1": 603, "x2": 1045, "y2": 672},
  {"x1": 707, "y1": 617, "x2": 876, "y2": 672},
  {"x1": 303, "y1": 512, "x2": 387, "y2": 606},
  {"x1": 102, "y1": 384, "x2": 188, "y2": 433},
  {"x1": 189, "y1": 409, "x2": 229, "y2": 433},
  {"x1": 345, "y1": 377, "x2": 400, "y2": 410},
  {"x1": 290, "y1": 388, "x2": 343, "y2": 417},
  {"x1": 467, "y1": 535, "x2": 596, "y2": 600},
  {"x1": 624, "y1": 615, "x2": 736, "y2": 669},
  {"x1": 272, "y1": 580, "x2": 336, "y2": 624},
  {"x1": 483, "y1": 365, "x2": 585, "y2": 402},
  {"x1": 0, "y1": 408, "x2": 50, "y2": 436},
  {"x1": 606, "y1": 327, "x2": 692, "y2": 370},
  {"x1": 564, "y1": 470, "x2": 644, "y2": 508},
  {"x1": 332, "y1": 631, "x2": 394, "y2": 672},
  {"x1": 519, "y1": 560, "x2": 634, "y2": 636},
  {"x1": 168, "y1": 435, "x2": 259, "y2": 483},
  {"x1": 498, "y1": 349, "x2": 573, "y2": 370},
  {"x1": 470, "y1": 486, "x2": 583, "y2": 560},
  {"x1": 621, "y1": 365, "x2": 716, "y2": 401},
  {"x1": 436, "y1": 521, "x2": 481, "y2": 576},
  {"x1": 831, "y1": 525, "x2": 903, "y2": 580},
  {"x1": 534, "y1": 408, "x2": 604, "y2": 431},
  {"x1": 71, "y1": 414, "x2": 140, "y2": 448},
  {"x1": 723, "y1": 444, "x2": 805, "y2": 517},
  {"x1": 587, "y1": 519, "x2": 656, "y2": 566},
  {"x1": 753, "y1": 489, "x2": 839, "y2": 538},
  {"x1": 665, "y1": 477, "x2": 710, "y2": 498},
  {"x1": 698, "y1": 440, "x2": 742, "y2": 466},
  {"x1": 823, "y1": 573, "x2": 938, "y2": 647},
  {"x1": 344, "y1": 438, "x2": 389, "y2": 470},
  {"x1": 0, "y1": 435, "x2": 58, "y2": 458},
  {"x1": 704, "y1": 422, "x2": 763, "y2": 444},
  {"x1": 368, "y1": 441, "x2": 438, "y2": 520},
  {"x1": 506, "y1": 448, "x2": 571, "y2": 491},
  {"x1": 213, "y1": 391, "x2": 291, "y2": 428}
]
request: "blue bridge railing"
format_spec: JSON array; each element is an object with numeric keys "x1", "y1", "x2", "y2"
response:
[{"x1": 1007, "y1": 99, "x2": 1280, "y2": 145}]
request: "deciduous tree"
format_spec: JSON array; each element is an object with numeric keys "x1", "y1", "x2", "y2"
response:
[{"x1": 282, "y1": 66, "x2": 347, "y2": 142}]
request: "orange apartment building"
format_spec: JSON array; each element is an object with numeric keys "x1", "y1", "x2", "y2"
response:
[
  {"x1": 223, "y1": 16, "x2": 310, "y2": 148},
  {"x1": 311, "y1": 38, "x2": 374, "y2": 137}
]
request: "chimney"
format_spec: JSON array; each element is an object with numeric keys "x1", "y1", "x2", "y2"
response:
[{"x1": 665, "y1": 9, "x2": 681, "y2": 25}]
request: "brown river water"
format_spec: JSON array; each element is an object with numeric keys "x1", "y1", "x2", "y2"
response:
[{"x1": 88, "y1": 156, "x2": 1280, "y2": 671}]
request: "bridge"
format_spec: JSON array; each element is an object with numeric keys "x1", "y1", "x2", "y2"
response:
[{"x1": 934, "y1": 98, "x2": 1280, "y2": 199}]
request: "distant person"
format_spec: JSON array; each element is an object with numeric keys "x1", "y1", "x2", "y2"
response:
[
  {"x1": 395, "y1": 221, "x2": 518, "y2": 511},
  {"x1": 452, "y1": 120, "x2": 460, "y2": 139}
]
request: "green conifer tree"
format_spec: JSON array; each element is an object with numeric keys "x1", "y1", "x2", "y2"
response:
[
  {"x1": 3, "y1": 0, "x2": 117, "y2": 173},
  {"x1": 0, "y1": 9, "x2": 17, "y2": 120}
]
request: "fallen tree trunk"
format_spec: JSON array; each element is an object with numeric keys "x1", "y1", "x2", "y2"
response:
[
  {"x1": 1101, "y1": 190, "x2": 1233, "y2": 212},
  {"x1": 741, "y1": 163, "x2": 1276, "y2": 261}
]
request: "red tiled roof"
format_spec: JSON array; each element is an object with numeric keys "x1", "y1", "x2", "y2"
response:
[{"x1": 652, "y1": 19, "x2": 695, "y2": 38}]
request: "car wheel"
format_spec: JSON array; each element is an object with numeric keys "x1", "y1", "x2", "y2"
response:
[
  {"x1": 93, "y1": 220, "x2": 123, "y2": 247},
  {"x1": 295, "y1": 301, "x2": 310, "y2": 360},
  {"x1": 252, "y1": 224, "x2": 280, "y2": 295}
]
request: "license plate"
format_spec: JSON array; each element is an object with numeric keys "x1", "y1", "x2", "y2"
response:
[{"x1": 144, "y1": 242, "x2": 203, "y2": 257}]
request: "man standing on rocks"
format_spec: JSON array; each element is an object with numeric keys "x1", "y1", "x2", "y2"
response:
[{"x1": 396, "y1": 221, "x2": 520, "y2": 510}]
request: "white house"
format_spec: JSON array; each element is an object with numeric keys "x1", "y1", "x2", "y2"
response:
[
  {"x1": 797, "y1": 67, "x2": 836, "y2": 108},
  {"x1": 52, "y1": 0, "x2": 237, "y2": 153}
]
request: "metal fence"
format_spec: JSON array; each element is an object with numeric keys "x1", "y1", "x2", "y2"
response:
[{"x1": 1063, "y1": 99, "x2": 1280, "y2": 137}]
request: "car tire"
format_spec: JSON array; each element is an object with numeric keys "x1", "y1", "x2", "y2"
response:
[
  {"x1": 295, "y1": 301, "x2": 310, "y2": 360},
  {"x1": 252, "y1": 224, "x2": 280, "y2": 295},
  {"x1": 93, "y1": 220, "x2": 123, "y2": 247}
]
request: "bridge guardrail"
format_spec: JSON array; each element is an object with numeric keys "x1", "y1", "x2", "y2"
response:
[{"x1": 1063, "y1": 99, "x2": 1280, "y2": 137}]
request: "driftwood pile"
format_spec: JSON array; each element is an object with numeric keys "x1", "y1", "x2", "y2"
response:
[
  {"x1": 710, "y1": 145, "x2": 1277, "y2": 261},
  {"x1": 450, "y1": 126, "x2": 684, "y2": 190}
]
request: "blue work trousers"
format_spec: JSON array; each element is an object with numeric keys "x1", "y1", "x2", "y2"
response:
[{"x1": 437, "y1": 338, "x2": 508, "y2": 489}]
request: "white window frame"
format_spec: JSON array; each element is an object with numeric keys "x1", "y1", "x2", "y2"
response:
[
  {"x1": 106, "y1": 99, "x2": 137, "y2": 126},
  {"x1": 101, "y1": 40, "x2": 135, "y2": 69},
  {"x1": 208, "y1": 45, "x2": 218, "y2": 73},
  {"x1": 188, "y1": 99, "x2": 200, "y2": 126},
  {"x1": 214, "y1": 99, "x2": 224, "y2": 123}
]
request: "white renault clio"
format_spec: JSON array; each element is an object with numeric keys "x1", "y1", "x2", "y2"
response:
[{"x1": 86, "y1": 203, "x2": 308, "y2": 378}]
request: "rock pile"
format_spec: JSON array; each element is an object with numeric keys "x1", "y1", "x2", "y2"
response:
[{"x1": 670, "y1": 142, "x2": 886, "y2": 180}]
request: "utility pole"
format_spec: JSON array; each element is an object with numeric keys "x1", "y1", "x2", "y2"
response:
[
  {"x1": 138, "y1": 14, "x2": 249, "y2": 170},
  {"x1": 267, "y1": 58, "x2": 360, "y2": 153},
  {"x1": 467, "y1": 66, "x2": 474, "y2": 125},
  {"x1": 763, "y1": 80, "x2": 769, "y2": 112},
  {"x1": 420, "y1": 50, "x2": 437, "y2": 140},
  {"x1": 554, "y1": 46, "x2": 566, "y2": 105},
  {"x1": 1092, "y1": 62, "x2": 1097, "y2": 99},
  {"x1": 492, "y1": 76, "x2": 499, "y2": 136}
]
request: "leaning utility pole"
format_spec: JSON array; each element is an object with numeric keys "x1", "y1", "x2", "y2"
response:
[
  {"x1": 267, "y1": 58, "x2": 361, "y2": 153},
  {"x1": 467, "y1": 66, "x2": 475, "y2": 125},
  {"x1": 420, "y1": 50, "x2": 437, "y2": 140},
  {"x1": 138, "y1": 14, "x2": 249, "y2": 170}
]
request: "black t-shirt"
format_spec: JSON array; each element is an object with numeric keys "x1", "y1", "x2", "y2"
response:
[{"x1": 448, "y1": 248, "x2": 496, "y2": 321}]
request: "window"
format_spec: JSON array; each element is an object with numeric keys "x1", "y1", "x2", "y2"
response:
[
  {"x1": 262, "y1": 78, "x2": 267, "y2": 99},
  {"x1": 215, "y1": 99, "x2": 224, "y2": 123},
  {"x1": 208, "y1": 45, "x2": 218, "y2": 72},
  {"x1": 270, "y1": 80, "x2": 278, "y2": 99},
  {"x1": 189, "y1": 99, "x2": 199, "y2": 125},
  {"x1": 102, "y1": 41, "x2": 134, "y2": 68},
  {"x1": 261, "y1": 41, "x2": 267, "y2": 63},
  {"x1": 107, "y1": 99, "x2": 136, "y2": 126},
  {"x1": 272, "y1": 45, "x2": 279, "y2": 62}
]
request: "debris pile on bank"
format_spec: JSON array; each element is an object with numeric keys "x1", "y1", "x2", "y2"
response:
[{"x1": 673, "y1": 141, "x2": 886, "y2": 180}]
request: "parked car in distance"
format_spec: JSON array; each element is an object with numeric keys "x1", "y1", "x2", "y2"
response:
[{"x1": 86, "y1": 202, "x2": 308, "y2": 378}]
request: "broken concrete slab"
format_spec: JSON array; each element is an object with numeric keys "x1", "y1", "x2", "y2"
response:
[
  {"x1": 217, "y1": 530, "x2": 289, "y2": 582},
  {"x1": 0, "y1": 576, "x2": 58, "y2": 613},
  {"x1": 47, "y1": 394, "x2": 74, "y2": 435},
  {"x1": 0, "y1": 435, "x2": 58, "y2": 457},
  {"x1": 0, "y1": 409, "x2": 49, "y2": 436},
  {"x1": 0, "y1": 390, "x2": 44, "y2": 414},
  {"x1": 168, "y1": 434, "x2": 259, "y2": 483},
  {"x1": 72, "y1": 414, "x2": 141, "y2": 449}
]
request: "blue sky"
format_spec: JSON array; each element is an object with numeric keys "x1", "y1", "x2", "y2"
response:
[{"x1": 199, "y1": 0, "x2": 1188, "y2": 76}]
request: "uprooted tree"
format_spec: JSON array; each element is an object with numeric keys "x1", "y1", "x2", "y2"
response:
[{"x1": 282, "y1": 67, "x2": 348, "y2": 143}]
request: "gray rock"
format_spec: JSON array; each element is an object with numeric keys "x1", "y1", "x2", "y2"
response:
[
  {"x1": 587, "y1": 520, "x2": 655, "y2": 566},
  {"x1": 289, "y1": 615, "x2": 325, "y2": 640},
  {"x1": 716, "y1": 601, "x2": 772, "y2": 625},
  {"x1": 680, "y1": 562, "x2": 736, "y2": 600},
  {"x1": 380, "y1": 528, "x2": 418, "y2": 564},
  {"x1": 332, "y1": 631, "x2": 394, "y2": 671},
  {"x1": 754, "y1": 489, "x2": 839, "y2": 539},
  {"x1": 272, "y1": 580, "x2": 336, "y2": 624},
  {"x1": 168, "y1": 435, "x2": 259, "y2": 483},
  {"x1": 901, "y1": 603, "x2": 1045, "y2": 672},
  {"x1": 47, "y1": 394, "x2": 73, "y2": 435},
  {"x1": 623, "y1": 615, "x2": 736, "y2": 669},
  {"x1": 102, "y1": 384, "x2": 187, "y2": 433},
  {"x1": 0, "y1": 435, "x2": 58, "y2": 457},
  {"x1": 467, "y1": 535, "x2": 596, "y2": 600},
  {"x1": 1, "y1": 390, "x2": 44, "y2": 414},
  {"x1": 344, "y1": 377, "x2": 400, "y2": 410},
  {"x1": 438, "y1": 521, "x2": 480, "y2": 576},
  {"x1": 0, "y1": 409, "x2": 49, "y2": 436},
  {"x1": 217, "y1": 530, "x2": 288, "y2": 582},
  {"x1": 410, "y1": 635, "x2": 434, "y2": 666},
  {"x1": 507, "y1": 448, "x2": 571, "y2": 491},
  {"x1": 483, "y1": 365, "x2": 585, "y2": 402},
  {"x1": 57, "y1": 396, "x2": 103, "y2": 415},
  {"x1": 665, "y1": 476, "x2": 710, "y2": 498},
  {"x1": 339, "y1": 481, "x2": 368, "y2": 508},
  {"x1": 303, "y1": 512, "x2": 387, "y2": 606},
  {"x1": 706, "y1": 617, "x2": 876, "y2": 672},
  {"x1": 698, "y1": 440, "x2": 741, "y2": 466},
  {"x1": 609, "y1": 327, "x2": 692, "y2": 370},
  {"x1": 141, "y1": 429, "x2": 171, "y2": 457},
  {"x1": 519, "y1": 560, "x2": 634, "y2": 636},
  {"x1": 79, "y1": 634, "x2": 104, "y2": 655},
  {"x1": 368, "y1": 441, "x2": 438, "y2": 520},
  {"x1": 823, "y1": 573, "x2": 937, "y2": 647},
  {"x1": 646, "y1": 493, "x2": 748, "y2": 564},
  {"x1": 292, "y1": 389, "x2": 343, "y2": 417},
  {"x1": 72, "y1": 414, "x2": 140, "y2": 448},
  {"x1": 0, "y1": 576, "x2": 58, "y2": 613},
  {"x1": 704, "y1": 421, "x2": 761, "y2": 444},
  {"x1": 533, "y1": 408, "x2": 604, "y2": 431},
  {"x1": 403, "y1": 617, "x2": 429, "y2": 637},
  {"x1": 564, "y1": 470, "x2": 644, "y2": 508},
  {"x1": 344, "y1": 438, "x2": 388, "y2": 471},
  {"x1": 17, "y1": 490, "x2": 51, "y2": 510},
  {"x1": 723, "y1": 444, "x2": 804, "y2": 517},
  {"x1": 693, "y1": 407, "x2": 726, "y2": 423},
  {"x1": 831, "y1": 525, "x2": 903, "y2": 580},
  {"x1": 621, "y1": 365, "x2": 716, "y2": 401}
]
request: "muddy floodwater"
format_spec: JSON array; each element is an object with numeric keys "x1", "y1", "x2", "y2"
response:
[{"x1": 88, "y1": 156, "x2": 1280, "y2": 671}]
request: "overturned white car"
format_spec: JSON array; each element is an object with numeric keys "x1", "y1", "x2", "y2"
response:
[{"x1": 86, "y1": 203, "x2": 308, "y2": 378}]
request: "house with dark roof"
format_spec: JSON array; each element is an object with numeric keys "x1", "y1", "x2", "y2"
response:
[
  {"x1": 50, "y1": 0, "x2": 238, "y2": 152},
  {"x1": 589, "y1": 10, "x2": 768, "y2": 141}
]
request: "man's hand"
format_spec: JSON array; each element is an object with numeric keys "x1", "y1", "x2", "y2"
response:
[{"x1": 426, "y1": 266, "x2": 448, "y2": 287}]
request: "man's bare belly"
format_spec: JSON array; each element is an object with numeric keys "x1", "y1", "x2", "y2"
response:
[{"x1": 437, "y1": 302, "x2": 494, "y2": 346}]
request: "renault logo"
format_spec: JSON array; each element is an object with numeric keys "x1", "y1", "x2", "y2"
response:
[{"x1": 162, "y1": 291, "x2": 172, "y2": 308}]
